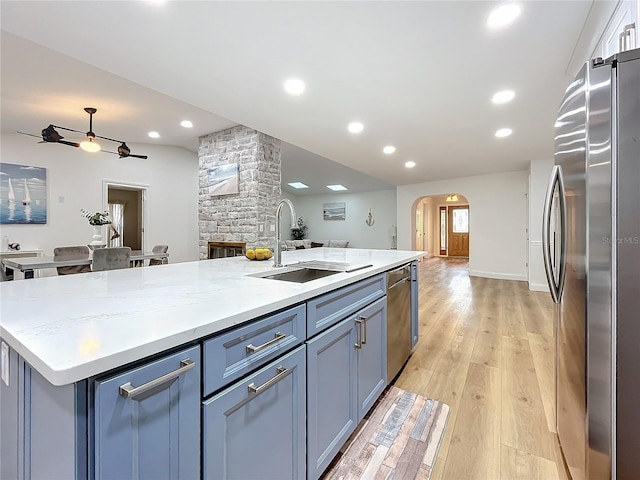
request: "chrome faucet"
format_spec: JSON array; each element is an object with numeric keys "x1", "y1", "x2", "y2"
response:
[{"x1": 274, "y1": 198, "x2": 297, "y2": 267}]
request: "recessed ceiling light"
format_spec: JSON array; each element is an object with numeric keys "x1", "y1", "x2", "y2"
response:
[
  {"x1": 180, "y1": 120, "x2": 193, "y2": 128},
  {"x1": 284, "y1": 78, "x2": 306, "y2": 96},
  {"x1": 495, "y1": 128, "x2": 513, "y2": 138},
  {"x1": 148, "y1": 131, "x2": 160, "y2": 139},
  {"x1": 347, "y1": 122, "x2": 364, "y2": 134},
  {"x1": 487, "y1": 4, "x2": 521, "y2": 29},
  {"x1": 405, "y1": 161, "x2": 416, "y2": 168},
  {"x1": 327, "y1": 184, "x2": 348, "y2": 191},
  {"x1": 288, "y1": 182, "x2": 309, "y2": 189},
  {"x1": 491, "y1": 90, "x2": 515, "y2": 104},
  {"x1": 383, "y1": 145, "x2": 396, "y2": 154}
]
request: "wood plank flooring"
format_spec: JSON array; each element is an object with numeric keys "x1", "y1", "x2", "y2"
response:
[{"x1": 394, "y1": 257, "x2": 568, "y2": 479}]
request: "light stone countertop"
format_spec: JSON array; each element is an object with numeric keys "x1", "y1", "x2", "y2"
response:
[{"x1": 0, "y1": 248, "x2": 424, "y2": 386}]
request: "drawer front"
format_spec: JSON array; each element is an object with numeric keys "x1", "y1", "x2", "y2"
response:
[
  {"x1": 202, "y1": 345, "x2": 306, "y2": 480},
  {"x1": 203, "y1": 304, "x2": 306, "y2": 396},
  {"x1": 306, "y1": 273, "x2": 386, "y2": 338}
]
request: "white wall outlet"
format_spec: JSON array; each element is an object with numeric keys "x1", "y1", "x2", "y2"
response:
[
  {"x1": 259, "y1": 224, "x2": 264, "y2": 232},
  {"x1": 270, "y1": 225, "x2": 275, "y2": 232},
  {"x1": 1, "y1": 341, "x2": 9, "y2": 386},
  {"x1": 58, "y1": 196, "x2": 65, "y2": 204}
]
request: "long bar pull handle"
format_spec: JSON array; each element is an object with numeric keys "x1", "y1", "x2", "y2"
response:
[
  {"x1": 542, "y1": 166, "x2": 561, "y2": 303},
  {"x1": 354, "y1": 318, "x2": 365, "y2": 349},
  {"x1": 247, "y1": 366, "x2": 290, "y2": 394},
  {"x1": 556, "y1": 166, "x2": 568, "y2": 300},
  {"x1": 246, "y1": 332, "x2": 287, "y2": 353},
  {"x1": 358, "y1": 315, "x2": 368, "y2": 345},
  {"x1": 119, "y1": 359, "x2": 195, "y2": 399}
]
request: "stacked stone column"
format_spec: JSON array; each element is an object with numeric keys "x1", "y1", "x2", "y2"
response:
[{"x1": 198, "y1": 126, "x2": 281, "y2": 259}]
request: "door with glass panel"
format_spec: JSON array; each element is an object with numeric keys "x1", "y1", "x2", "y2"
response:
[{"x1": 447, "y1": 206, "x2": 469, "y2": 257}]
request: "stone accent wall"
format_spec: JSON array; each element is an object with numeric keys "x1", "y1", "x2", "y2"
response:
[{"x1": 198, "y1": 126, "x2": 281, "y2": 259}]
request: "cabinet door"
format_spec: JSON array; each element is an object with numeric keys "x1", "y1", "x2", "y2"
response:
[
  {"x1": 202, "y1": 346, "x2": 306, "y2": 480},
  {"x1": 94, "y1": 345, "x2": 200, "y2": 480},
  {"x1": 306, "y1": 318, "x2": 357, "y2": 480},
  {"x1": 356, "y1": 296, "x2": 387, "y2": 422},
  {"x1": 411, "y1": 260, "x2": 419, "y2": 349}
]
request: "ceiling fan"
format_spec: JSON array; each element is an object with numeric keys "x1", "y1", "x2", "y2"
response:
[{"x1": 18, "y1": 107, "x2": 148, "y2": 159}]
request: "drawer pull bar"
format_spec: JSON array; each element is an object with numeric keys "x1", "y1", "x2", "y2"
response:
[
  {"x1": 248, "y1": 366, "x2": 290, "y2": 394},
  {"x1": 119, "y1": 358, "x2": 195, "y2": 400},
  {"x1": 246, "y1": 332, "x2": 287, "y2": 353}
]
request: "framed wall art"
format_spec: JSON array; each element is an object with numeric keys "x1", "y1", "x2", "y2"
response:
[
  {"x1": 208, "y1": 163, "x2": 239, "y2": 196},
  {"x1": 323, "y1": 202, "x2": 346, "y2": 220},
  {"x1": 0, "y1": 163, "x2": 47, "y2": 225}
]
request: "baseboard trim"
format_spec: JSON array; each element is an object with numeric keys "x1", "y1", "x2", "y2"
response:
[
  {"x1": 528, "y1": 282, "x2": 549, "y2": 292},
  {"x1": 468, "y1": 270, "x2": 527, "y2": 282}
]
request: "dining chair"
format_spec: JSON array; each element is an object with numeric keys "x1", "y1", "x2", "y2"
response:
[
  {"x1": 149, "y1": 244, "x2": 169, "y2": 266},
  {"x1": 92, "y1": 247, "x2": 132, "y2": 272},
  {"x1": 53, "y1": 245, "x2": 92, "y2": 275}
]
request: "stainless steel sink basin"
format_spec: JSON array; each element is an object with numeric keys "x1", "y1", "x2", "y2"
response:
[
  {"x1": 247, "y1": 260, "x2": 372, "y2": 283},
  {"x1": 256, "y1": 267, "x2": 339, "y2": 283}
]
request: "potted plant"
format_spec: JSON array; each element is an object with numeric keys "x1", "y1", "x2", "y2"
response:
[{"x1": 291, "y1": 216, "x2": 308, "y2": 240}]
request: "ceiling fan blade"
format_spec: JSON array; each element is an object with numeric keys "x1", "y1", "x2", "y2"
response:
[
  {"x1": 126, "y1": 154, "x2": 148, "y2": 159},
  {"x1": 17, "y1": 131, "x2": 42, "y2": 139},
  {"x1": 42, "y1": 125, "x2": 65, "y2": 142},
  {"x1": 58, "y1": 140, "x2": 80, "y2": 148}
]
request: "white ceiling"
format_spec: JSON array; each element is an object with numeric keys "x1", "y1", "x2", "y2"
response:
[{"x1": 1, "y1": 1, "x2": 596, "y2": 192}]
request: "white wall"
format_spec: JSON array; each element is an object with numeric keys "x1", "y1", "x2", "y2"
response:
[
  {"x1": 0, "y1": 133, "x2": 199, "y2": 271},
  {"x1": 397, "y1": 170, "x2": 529, "y2": 281},
  {"x1": 290, "y1": 189, "x2": 397, "y2": 249},
  {"x1": 528, "y1": 159, "x2": 554, "y2": 292}
]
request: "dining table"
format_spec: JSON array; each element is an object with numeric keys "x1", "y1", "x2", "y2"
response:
[{"x1": 2, "y1": 250, "x2": 169, "y2": 279}]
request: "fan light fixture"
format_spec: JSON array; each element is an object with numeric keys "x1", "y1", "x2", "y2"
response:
[
  {"x1": 19, "y1": 107, "x2": 148, "y2": 159},
  {"x1": 446, "y1": 194, "x2": 459, "y2": 202}
]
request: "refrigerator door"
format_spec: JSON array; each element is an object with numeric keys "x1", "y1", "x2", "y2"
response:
[
  {"x1": 612, "y1": 49, "x2": 640, "y2": 480},
  {"x1": 553, "y1": 63, "x2": 588, "y2": 480},
  {"x1": 585, "y1": 57, "x2": 614, "y2": 479}
]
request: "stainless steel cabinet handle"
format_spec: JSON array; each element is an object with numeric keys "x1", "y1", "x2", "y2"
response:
[
  {"x1": 359, "y1": 315, "x2": 368, "y2": 345},
  {"x1": 354, "y1": 317, "x2": 366, "y2": 349},
  {"x1": 247, "y1": 366, "x2": 290, "y2": 394},
  {"x1": 119, "y1": 358, "x2": 195, "y2": 400},
  {"x1": 246, "y1": 332, "x2": 287, "y2": 353},
  {"x1": 556, "y1": 166, "x2": 568, "y2": 301}
]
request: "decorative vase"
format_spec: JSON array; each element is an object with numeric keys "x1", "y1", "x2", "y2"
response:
[{"x1": 89, "y1": 225, "x2": 106, "y2": 250}]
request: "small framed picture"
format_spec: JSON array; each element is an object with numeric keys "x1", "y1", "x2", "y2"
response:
[
  {"x1": 208, "y1": 163, "x2": 239, "y2": 196},
  {"x1": 323, "y1": 202, "x2": 346, "y2": 220}
]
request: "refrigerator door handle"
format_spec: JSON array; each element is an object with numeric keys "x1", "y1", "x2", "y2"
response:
[
  {"x1": 556, "y1": 165, "x2": 568, "y2": 300},
  {"x1": 543, "y1": 165, "x2": 562, "y2": 303}
]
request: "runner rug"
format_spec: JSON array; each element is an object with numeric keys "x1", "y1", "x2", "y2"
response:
[{"x1": 322, "y1": 386, "x2": 450, "y2": 480}]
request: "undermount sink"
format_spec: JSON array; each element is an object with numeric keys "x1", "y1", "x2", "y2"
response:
[
  {"x1": 254, "y1": 267, "x2": 340, "y2": 283},
  {"x1": 248, "y1": 260, "x2": 372, "y2": 283}
]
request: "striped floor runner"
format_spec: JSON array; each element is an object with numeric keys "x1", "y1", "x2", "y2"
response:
[{"x1": 322, "y1": 386, "x2": 450, "y2": 480}]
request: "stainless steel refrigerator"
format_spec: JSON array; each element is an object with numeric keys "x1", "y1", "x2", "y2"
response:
[{"x1": 543, "y1": 47, "x2": 640, "y2": 480}]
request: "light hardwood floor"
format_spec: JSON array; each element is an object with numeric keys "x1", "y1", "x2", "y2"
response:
[{"x1": 394, "y1": 257, "x2": 569, "y2": 480}]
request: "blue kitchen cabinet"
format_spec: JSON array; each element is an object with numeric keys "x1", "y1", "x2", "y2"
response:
[
  {"x1": 94, "y1": 345, "x2": 201, "y2": 480},
  {"x1": 355, "y1": 296, "x2": 387, "y2": 421},
  {"x1": 307, "y1": 295, "x2": 387, "y2": 480},
  {"x1": 306, "y1": 316, "x2": 358, "y2": 480},
  {"x1": 202, "y1": 345, "x2": 306, "y2": 480},
  {"x1": 411, "y1": 260, "x2": 419, "y2": 349}
]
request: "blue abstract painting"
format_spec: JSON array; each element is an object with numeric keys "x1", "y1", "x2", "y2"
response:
[{"x1": 0, "y1": 163, "x2": 47, "y2": 224}]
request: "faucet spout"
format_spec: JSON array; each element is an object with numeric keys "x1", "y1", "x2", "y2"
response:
[{"x1": 274, "y1": 199, "x2": 297, "y2": 267}]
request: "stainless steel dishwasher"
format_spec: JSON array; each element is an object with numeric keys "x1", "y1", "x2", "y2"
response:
[{"x1": 386, "y1": 264, "x2": 412, "y2": 381}]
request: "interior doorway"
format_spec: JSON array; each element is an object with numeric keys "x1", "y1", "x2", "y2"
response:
[
  {"x1": 412, "y1": 193, "x2": 470, "y2": 259},
  {"x1": 103, "y1": 181, "x2": 147, "y2": 251}
]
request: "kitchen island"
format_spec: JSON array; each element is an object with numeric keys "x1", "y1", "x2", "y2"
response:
[{"x1": 0, "y1": 247, "x2": 423, "y2": 479}]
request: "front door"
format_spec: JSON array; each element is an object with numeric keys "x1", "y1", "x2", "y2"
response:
[{"x1": 447, "y1": 206, "x2": 469, "y2": 257}]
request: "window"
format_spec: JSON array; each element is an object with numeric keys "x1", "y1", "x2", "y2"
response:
[
  {"x1": 108, "y1": 202, "x2": 124, "y2": 247},
  {"x1": 440, "y1": 207, "x2": 447, "y2": 254},
  {"x1": 452, "y1": 208, "x2": 469, "y2": 233}
]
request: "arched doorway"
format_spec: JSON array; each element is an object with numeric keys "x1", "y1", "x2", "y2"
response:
[{"x1": 412, "y1": 193, "x2": 470, "y2": 258}]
